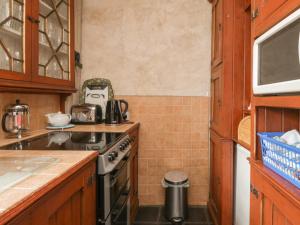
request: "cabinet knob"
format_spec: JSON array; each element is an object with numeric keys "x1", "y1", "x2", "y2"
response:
[
  {"x1": 251, "y1": 8, "x2": 259, "y2": 20},
  {"x1": 250, "y1": 184, "x2": 259, "y2": 199},
  {"x1": 87, "y1": 173, "x2": 96, "y2": 186},
  {"x1": 27, "y1": 16, "x2": 40, "y2": 24}
]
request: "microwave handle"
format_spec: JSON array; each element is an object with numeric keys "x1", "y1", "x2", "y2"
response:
[{"x1": 298, "y1": 31, "x2": 300, "y2": 64}]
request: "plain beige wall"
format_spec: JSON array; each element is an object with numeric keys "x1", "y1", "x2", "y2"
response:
[{"x1": 81, "y1": 0, "x2": 211, "y2": 96}]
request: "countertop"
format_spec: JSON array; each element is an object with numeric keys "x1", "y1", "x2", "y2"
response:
[
  {"x1": 0, "y1": 122, "x2": 140, "y2": 147},
  {"x1": 0, "y1": 122, "x2": 139, "y2": 224},
  {"x1": 0, "y1": 150, "x2": 98, "y2": 224}
]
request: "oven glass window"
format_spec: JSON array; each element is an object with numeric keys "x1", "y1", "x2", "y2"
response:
[{"x1": 259, "y1": 18, "x2": 300, "y2": 85}]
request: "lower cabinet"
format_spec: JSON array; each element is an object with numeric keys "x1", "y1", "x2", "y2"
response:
[
  {"x1": 129, "y1": 126, "x2": 139, "y2": 224},
  {"x1": 250, "y1": 163, "x2": 300, "y2": 225},
  {"x1": 208, "y1": 129, "x2": 233, "y2": 225},
  {"x1": 6, "y1": 161, "x2": 96, "y2": 225}
]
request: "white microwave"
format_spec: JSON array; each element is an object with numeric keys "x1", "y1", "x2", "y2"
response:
[{"x1": 253, "y1": 8, "x2": 300, "y2": 95}]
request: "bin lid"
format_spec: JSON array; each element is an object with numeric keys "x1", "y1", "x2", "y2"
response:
[{"x1": 164, "y1": 170, "x2": 188, "y2": 185}]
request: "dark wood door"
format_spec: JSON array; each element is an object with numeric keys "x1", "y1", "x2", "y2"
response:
[
  {"x1": 211, "y1": 0, "x2": 223, "y2": 68},
  {"x1": 0, "y1": 0, "x2": 32, "y2": 81}
]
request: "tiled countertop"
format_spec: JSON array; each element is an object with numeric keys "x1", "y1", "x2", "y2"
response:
[
  {"x1": 0, "y1": 150, "x2": 98, "y2": 224},
  {"x1": 0, "y1": 122, "x2": 139, "y2": 224}
]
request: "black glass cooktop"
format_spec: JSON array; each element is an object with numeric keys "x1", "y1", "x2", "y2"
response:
[{"x1": 0, "y1": 131, "x2": 125, "y2": 154}]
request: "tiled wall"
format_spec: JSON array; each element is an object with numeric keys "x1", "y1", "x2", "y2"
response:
[
  {"x1": 0, "y1": 93, "x2": 60, "y2": 139},
  {"x1": 121, "y1": 96, "x2": 210, "y2": 205}
]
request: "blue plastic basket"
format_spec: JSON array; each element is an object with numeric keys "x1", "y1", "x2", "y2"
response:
[{"x1": 257, "y1": 132, "x2": 300, "y2": 188}]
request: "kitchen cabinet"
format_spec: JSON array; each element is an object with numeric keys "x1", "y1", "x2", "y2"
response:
[
  {"x1": 252, "y1": 0, "x2": 300, "y2": 37},
  {"x1": 208, "y1": 0, "x2": 251, "y2": 224},
  {"x1": 249, "y1": 161, "x2": 300, "y2": 225},
  {"x1": 211, "y1": 0, "x2": 223, "y2": 67},
  {"x1": 208, "y1": 130, "x2": 233, "y2": 225},
  {"x1": 0, "y1": 0, "x2": 75, "y2": 93},
  {"x1": 5, "y1": 161, "x2": 96, "y2": 225},
  {"x1": 129, "y1": 126, "x2": 139, "y2": 223}
]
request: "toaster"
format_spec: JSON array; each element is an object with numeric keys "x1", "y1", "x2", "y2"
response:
[{"x1": 71, "y1": 104, "x2": 102, "y2": 124}]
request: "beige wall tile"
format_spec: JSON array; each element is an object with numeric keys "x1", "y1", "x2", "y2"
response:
[
  {"x1": 0, "y1": 93, "x2": 60, "y2": 139},
  {"x1": 121, "y1": 95, "x2": 209, "y2": 205}
]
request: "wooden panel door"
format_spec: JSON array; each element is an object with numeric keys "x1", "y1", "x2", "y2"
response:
[
  {"x1": 211, "y1": 0, "x2": 223, "y2": 68},
  {"x1": 31, "y1": 0, "x2": 75, "y2": 87},
  {"x1": 211, "y1": 65, "x2": 232, "y2": 137},
  {"x1": 129, "y1": 127, "x2": 139, "y2": 223},
  {"x1": 6, "y1": 162, "x2": 96, "y2": 225},
  {"x1": 250, "y1": 165, "x2": 300, "y2": 225},
  {"x1": 252, "y1": 0, "x2": 287, "y2": 24},
  {"x1": 252, "y1": 0, "x2": 300, "y2": 36},
  {"x1": 209, "y1": 130, "x2": 222, "y2": 225},
  {"x1": 208, "y1": 130, "x2": 233, "y2": 225},
  {"x1": 0, "y1": 0, "x2": 32, "y2": 81}
]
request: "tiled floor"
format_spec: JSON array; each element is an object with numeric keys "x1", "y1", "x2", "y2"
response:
[{"x1": 134, "y1": 206, "x2": 213, "y2": 225}]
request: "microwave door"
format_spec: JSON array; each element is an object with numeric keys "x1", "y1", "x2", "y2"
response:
[{"x1": 253, "y1": 8, "x2": 300, "y2": 95}]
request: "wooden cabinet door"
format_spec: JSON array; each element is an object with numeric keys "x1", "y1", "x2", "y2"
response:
[
  {"x1": 6, "y1": 162, "x2": 96, "y2": 225},
  {"x1": 0, "y1": 0, "x2": 32, "y2": 81},
  {"x1": 211, "y1": 65, "x2": 232, "y2": 137},
  {"x1": 209, "y1": 131, "x2": 222, "y2": 224},
  {"x1": 208, "y1": 130, "x2": 233, "y2": 225},
  {"x1": 250, "y1": 165, "x2": 300, "y2": 225},
  {"x1": 252, "y1": 0, "x2": 300, "y2": 36},
  {"x1": 211, "y1": 0, "x2": 223, "y2": 68},
  {"x1": 252, "y1": 0, "x2": 287, "y2": 24},
  {"x1": 30, "y1": 0, "x2": 75, "y2": 87},
  {"x1": 129, "y1": 127, "x2": 139, "y2": 223}
]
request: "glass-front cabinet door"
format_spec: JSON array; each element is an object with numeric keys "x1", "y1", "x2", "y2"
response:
[
  {"x1": 0, "y1": 0, "x2": 31, "y2": 80},
  {"x1": 32, "y1": 0, "x2": 74, "y2": 86}
]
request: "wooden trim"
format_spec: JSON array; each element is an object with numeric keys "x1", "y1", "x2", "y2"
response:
[
  {"x1": 253, "y1": 96, "x2": 300, "y2": 109},
  {"x1": 0, "y1": 78, "x2": 77, "y2": 93}
]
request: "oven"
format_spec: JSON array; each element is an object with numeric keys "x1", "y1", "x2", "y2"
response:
[{"x1": 98, "y1": 151, "x2": 131, "y2": 225}]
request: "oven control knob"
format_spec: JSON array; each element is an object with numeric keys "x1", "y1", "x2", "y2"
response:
[
  {"x1": 108, "y1": 154, "x2": 115, "y2": 162},
  {"x1": 120, "y1": 143, "x2": 126, "y2": 151},
  {"x1": 111, "y1": 151, "x2": 118, "y2": 158}
]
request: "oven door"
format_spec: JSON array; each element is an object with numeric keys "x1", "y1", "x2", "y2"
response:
[
  {"x1": 98, "y1": 152, "x2": 130, "y2": 222},
  {"x1": 110, "y1": 186, "x2": 130, "y2": 225}
]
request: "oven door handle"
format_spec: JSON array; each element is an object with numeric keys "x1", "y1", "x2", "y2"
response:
[
  {"x1": 110, "y1": 154, "x2": 130, "y2": 186},
  {"x1": 111, "y1": 190, "x2": 130, "y2": 224}
]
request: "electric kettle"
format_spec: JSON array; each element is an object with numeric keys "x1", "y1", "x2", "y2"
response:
[
  {"x1": 105, "y1": 99, "x2": 128, "y2": 124},
  {"x1": 2, "y1": 99, "x2": 30, "y2": 138}
]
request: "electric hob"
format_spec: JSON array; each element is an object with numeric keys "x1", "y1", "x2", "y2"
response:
[{"x1": 0, "y1": 131, "x2": 125, "y2": 154}]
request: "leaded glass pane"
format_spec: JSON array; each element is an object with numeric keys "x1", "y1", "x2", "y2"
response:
[
  {"x1": 39, "y1": 0, "x2": 70, "y2": 80},
  {"x1": 0, "y1": 0, "x2": 24, "y2": 73}
]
